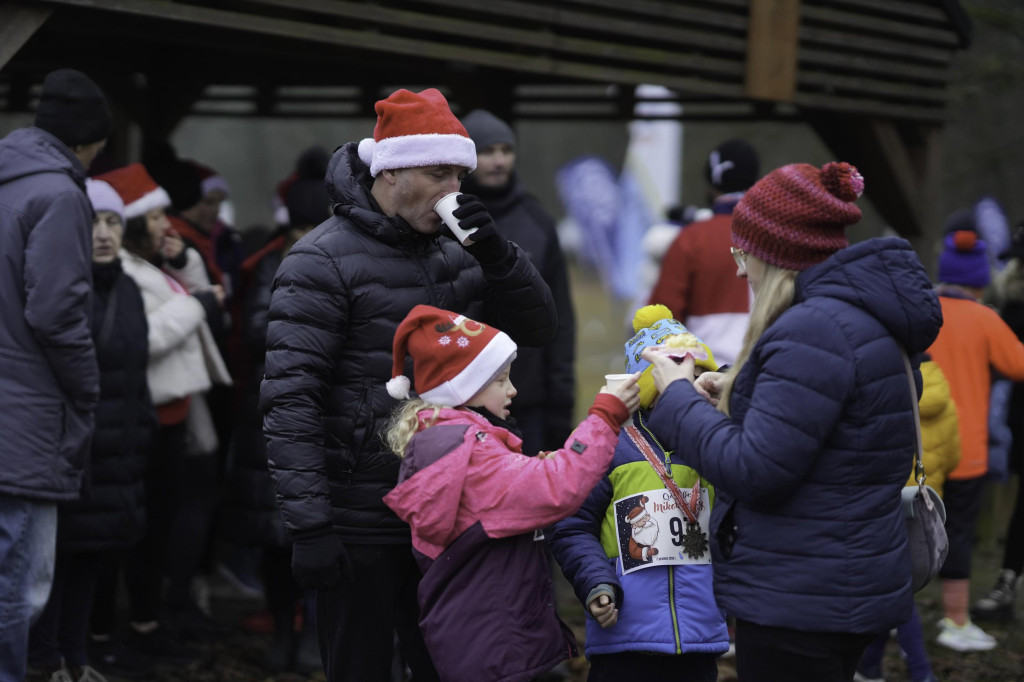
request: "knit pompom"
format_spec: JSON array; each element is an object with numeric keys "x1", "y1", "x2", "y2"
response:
[
  {"x1": 632, "y1": 304, "x2": 674, "y2": 332},
  {"x1": 952, "y1": 229, "x2": 978, "y2": 252},
  {"x1": 386, "y1": 375, "x2": 411, "y2": 400},
  {"x1": 357, "y1": 137, "x2": 376, "y2": 167},
  {"x1": 820, "y1": 162, "x2": 864, "y2": 202}
]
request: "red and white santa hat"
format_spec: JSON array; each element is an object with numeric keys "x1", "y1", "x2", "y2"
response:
[
  {"x1": 387, "y1": 304, "x2": 516, "y2": 406},
  {"x1": 188, "y1": 160, "x2": 230, "y2": 198},
  {"x1": 626, "y1": 507, "x2": 650, "y2": 526},
  {"x1": 95, "y1": 163, "x2": 171, "y2": 219},
  {"x1": 358, "y1": 88, "x2": 477, "y2": 178}
]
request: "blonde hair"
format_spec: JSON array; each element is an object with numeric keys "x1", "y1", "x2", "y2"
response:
[
  {"x1": 385, "y1": 398, "x2": 444, "y2": 458},
  {"x1": 719, "y1": 265, "x2": 798, "y2": 416}
]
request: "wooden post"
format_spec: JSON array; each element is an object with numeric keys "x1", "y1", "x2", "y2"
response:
[
  {"x1": 0, "y1": 2, "x2": 53, "y2": 72},
  {"x1": 745, "y1": 0, "x2": 801, "y2": 102}
]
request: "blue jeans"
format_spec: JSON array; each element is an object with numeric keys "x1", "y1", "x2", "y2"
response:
[{"x1": 0, "y1": 496, "x2": 57, "y2": 682}]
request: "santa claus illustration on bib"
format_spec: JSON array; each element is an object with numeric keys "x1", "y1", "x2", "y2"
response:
[{"x1": 625, "y1": 495, "x2": 659, "y2": 562}]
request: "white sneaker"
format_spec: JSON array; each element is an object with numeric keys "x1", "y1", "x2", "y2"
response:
[
  {"x1": 852, "y1": 672, "x2": 885, "y2": 682},
  {"x1": 936, "y1": 617, "x2": 997, "y2": 651}
]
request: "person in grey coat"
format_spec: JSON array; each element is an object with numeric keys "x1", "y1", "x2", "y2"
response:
[
  {"x1": 261, "y1": 88, "x2": 557, "y2": 682},
  {"x1": 0, "y1": 68, "x2": 110, "y2": 682}
]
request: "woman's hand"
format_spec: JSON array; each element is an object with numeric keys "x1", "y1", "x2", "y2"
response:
[
  {"x1": 641, "y1": 348, "x2": 695, "y2": 395},
  {"x1": 694, "y1": 371, "x2": 726, "y2": 406},
  {"x1": 161, "y1": 230, "x2": 185, "y2": 260}
]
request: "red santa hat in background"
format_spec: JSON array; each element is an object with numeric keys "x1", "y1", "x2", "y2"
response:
[
  {"x1": 386, "y1": 305, "x2": 516, "y2": 407},
  {"x1": 187, "y1": 160, "x2": 230, "y2": 198},
  {"x1": 95, "y1": 162, "x2": 171, "y2": 219},
  {"x1": 358, "y1": 88, "x2": 477, "y2": 178}
]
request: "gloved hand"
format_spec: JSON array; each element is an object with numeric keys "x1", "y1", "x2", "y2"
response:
[
  {"x1": 291, "y1": 529, "x2": 353, "y2": 590},
  {"x1": 451, "y1": 193, "x2": 498, "y2": 244}
]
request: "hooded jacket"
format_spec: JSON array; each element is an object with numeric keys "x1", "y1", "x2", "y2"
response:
[
  {"x1": 261, "y1": 142, "x2": 557, "y2": 542},
  {"x1": 647, "y1": 237, "x2": 943, "y2": 634},
  {"x1": 383, "y1": 408, "x2": 619, "y2": 682},
  {"x1": 0, "y1": 127, "x2": 99, "y2": 501}
]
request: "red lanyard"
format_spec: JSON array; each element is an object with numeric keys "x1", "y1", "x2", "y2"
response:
[{"x1": 624, "y1": 425, "x2": 700, "y2": 524}]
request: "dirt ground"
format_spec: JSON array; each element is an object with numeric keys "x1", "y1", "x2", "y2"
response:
[{"x1": 124, "y1": 537, "x2": 1022, "y2": 682}]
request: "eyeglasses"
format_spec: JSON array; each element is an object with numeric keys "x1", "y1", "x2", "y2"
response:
[{"x1": 730, "y1": 247, "x2": 747, "y2": 269}]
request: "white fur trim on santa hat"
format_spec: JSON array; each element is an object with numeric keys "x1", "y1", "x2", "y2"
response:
[
  {"x1": 201, "y1": 174, "x2": 229, "y2": 198},
  {"x1": 359, "y1": 133, "x2": 477, "y2": 177},
  {"x1": 124, "y1": 186, "x2": 172, "y2": 219},
  {"x1": 627, "y1": 510, "x2": 650, "y2": 525},
  {"x1": 387, "y1": 375, "x2": 412, "y2": 401},
  {"x1": 420, "y1": 331, "x2": 516, "y2": 407}
]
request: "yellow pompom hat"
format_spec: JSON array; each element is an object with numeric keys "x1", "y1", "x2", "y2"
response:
[{"x1": 625, "y1": 304, "x2": 718, "y2": 409}]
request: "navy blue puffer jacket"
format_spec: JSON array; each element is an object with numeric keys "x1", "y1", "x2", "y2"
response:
[
  {"x1": 261, "y1": 143, "x2": 557, "y2": 542},
  {"x1": 648, "y1": 238, "x2": 943, "y2": 634}
]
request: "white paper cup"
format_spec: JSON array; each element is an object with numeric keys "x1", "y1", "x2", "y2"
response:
[
  {"x1": 604, "y1": 373, "x2": 634, "y2": 391},
  {"x1": 604, "y1": 373, "x2": 635, "y2": 427},
  {"x1": 434, "y1": 192, "x2": 478, "y2": 244}
]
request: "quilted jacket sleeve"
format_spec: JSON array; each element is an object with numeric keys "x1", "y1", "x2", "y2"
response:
[
  {"x1": 478, "y1": 240, "x2": 557, "y2": 348},
  {"x1": 649, "y1": 307, "x2": 855, "y2": 506},
  {"x1": 260, "y1": 244, "x2": 348, "y2": 536},
  {"x1": 548, "y1": 475, "x2": 623, "y2": 608}
]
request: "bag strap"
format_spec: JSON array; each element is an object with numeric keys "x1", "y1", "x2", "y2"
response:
[{"x1": 900, "y1": 350, "x2": 932, "y2": 506}]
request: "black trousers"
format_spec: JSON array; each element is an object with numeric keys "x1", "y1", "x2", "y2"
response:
[
  {"x1": 734, "y1": 619, "x2": 873, "y2": 682},
  {"x1": 29, "y1": 551, "x2": 101, "y2": 667},
  {"x1": 588, "y1": 651, "x2": 719, "y2": 681},
  {"x1": 314, "y1": 543, "x2": 438, "y2": 682},
  {"x1": 939, "y1": 475, "x2": 987, "y2": 579}
]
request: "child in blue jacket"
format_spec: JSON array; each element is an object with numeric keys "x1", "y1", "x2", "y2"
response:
[{"x1": 549, "y1": 305, "x2": 729, "y2": 680}]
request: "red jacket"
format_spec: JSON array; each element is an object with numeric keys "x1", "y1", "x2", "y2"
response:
[{"x1": 648, "y1": 213, "x2": 750, "y2": 365}]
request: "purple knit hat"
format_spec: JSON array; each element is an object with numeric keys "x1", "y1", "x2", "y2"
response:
[
  {"x1": 732, "y1": 161, "x2": 864, "y2": 271},
  {"x1": 938, "y1": 230, "x2": 990, "y2": 288}
]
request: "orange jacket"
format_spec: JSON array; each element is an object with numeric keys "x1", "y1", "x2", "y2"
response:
[{"x1": 928, "y1": 295, "x2": 1024, "y2": 479}]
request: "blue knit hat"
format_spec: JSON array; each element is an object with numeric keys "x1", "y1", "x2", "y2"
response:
[{"x1": 938, "y1": 230, "x2": 990, "y2": 288}]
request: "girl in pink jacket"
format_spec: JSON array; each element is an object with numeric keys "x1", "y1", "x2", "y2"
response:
[{"x1": 382, "y1": 305, "x2": 639, "y2": 682}]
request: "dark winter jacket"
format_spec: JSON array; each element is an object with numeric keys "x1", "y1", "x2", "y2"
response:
[
  {"x1": 261, "y1": 142, "x2": 557, "y2": 543},
  {"x1": 647, "y1": 237, "x2": 943, "y2": 634},
  {"x1": 59, "y1": 260, "x2": 154, "y2": 550},
  {"x1": 0, "y1": 127, "x2": 99, "y2": 501},
  {"x1": 463, "y1": 172, "x2": 576, "y2": 453},
  {"x1": 221, "y1": 248, "x2": 289, "y2": 548}
]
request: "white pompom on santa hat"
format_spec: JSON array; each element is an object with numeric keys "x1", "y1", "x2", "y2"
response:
[
  {"x1": 387, "y1": 304, "x2": 516, "y2": 407},
  {"x1": 95, "y1": 162, "x2": 171, "y2": 219},
  {"x1": 358, "y1": 88, "x2": 478, "y2": 177}
]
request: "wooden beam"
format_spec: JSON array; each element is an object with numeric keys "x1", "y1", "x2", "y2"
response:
[
  {"x1": 745, "y1": 0, "x2": 801, "y2": 102},
  {"x1": 0, "y1": 2, "x2": 53, "y2": 71},
  {"x1": 37, "y1": 0, "x2": 745, "y2": 98}
]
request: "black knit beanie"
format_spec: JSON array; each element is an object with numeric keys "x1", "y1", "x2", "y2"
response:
[
  {"x1": 286, "y1": 146, "x2": 331, "y2": 228},
  {"x1": 704, "y1": 138, "x2": 759, "y2": 194},
  {"x1": 461, "y1": 109, "x2": 516, "y2": 151},
  {"x1": 34, "y1": 69, "x2": 113, "y2": 147}
]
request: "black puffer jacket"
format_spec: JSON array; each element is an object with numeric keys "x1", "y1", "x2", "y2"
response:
[
  {"x1": 58, "y1": 260, "x2": 154, "y2": 551},
  {"x1": 261, "y1": 143, "x2": 557, "y2": 542}
]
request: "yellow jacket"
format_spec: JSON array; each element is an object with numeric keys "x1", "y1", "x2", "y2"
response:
[{"x1": 911, "y1": 360, "x2": 961, "y2": 498}]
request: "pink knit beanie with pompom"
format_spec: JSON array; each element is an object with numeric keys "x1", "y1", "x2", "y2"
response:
[{"x1": 731, "y1": 161, "x2": 864, "y2": 271}]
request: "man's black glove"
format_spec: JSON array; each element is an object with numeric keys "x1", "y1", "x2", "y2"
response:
[
  {"x1": 452, "y1": 193, "x2": 510, "y2": 264},
  {"x1": 291, "y1": 528, "x2": 353, "y2": 590}
]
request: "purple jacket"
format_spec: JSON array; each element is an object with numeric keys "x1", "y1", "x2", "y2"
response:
[
  {"x1": 384, "y1": 408, "x2": 620, "y2": 682},
  {"x1": 0, "y1": 127, "x2": 98, "y2": 501}
]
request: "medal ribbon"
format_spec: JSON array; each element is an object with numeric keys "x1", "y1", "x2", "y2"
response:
[{"x1": 624, "y1": 425, "x2": 700, "y2": 524}]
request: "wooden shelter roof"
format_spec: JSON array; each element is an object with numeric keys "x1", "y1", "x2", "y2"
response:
[{"x1": 0, "y1": 0, "x2": 972, "y2": 235}]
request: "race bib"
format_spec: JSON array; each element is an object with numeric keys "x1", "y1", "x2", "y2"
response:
[{"x1": 614, "y1": 487, "x2": 711, "y2": 575}]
